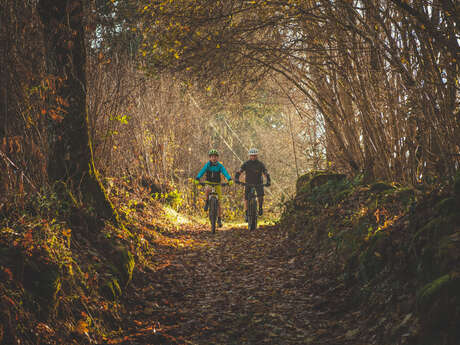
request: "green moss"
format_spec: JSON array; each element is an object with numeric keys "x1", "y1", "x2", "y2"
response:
[
  {"x1": 298, "y1": 184, "x2": 311, "y2": 196},
  {"x1": 417, "y1": 273, "x2": 460, "y2": 307},
  {"x1": 295, "y1": 170, "x2": 345, "y2": 194},
  {"x1": 120, "y1": 247, "x2": 135, "y2": 286},
  {"x1": 310, "y1": 173, "x2": 346, "y2": 189},
  {"x1": 110, "y1": 245, "x2": 135, "y2": 287},
  {"x1": 296, "y1": 172, "x2": 316, "y2": 194},
  {"x1": 335, "y1": 189, "x2": 349, "y2": 202},
  {"x1": 355, "y1": 232, "x2": 388, "y2": 282},
  {"x1": 102, "y1": 277, "x2": 122, "y2": 300}
]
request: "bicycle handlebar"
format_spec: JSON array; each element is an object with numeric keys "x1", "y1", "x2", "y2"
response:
[
  {"x1": 198, "y1": 182, "x2": 229, "y2": 186},
  {"x1": 235, "y1": 181, "x2": 268, "y2": 187}
]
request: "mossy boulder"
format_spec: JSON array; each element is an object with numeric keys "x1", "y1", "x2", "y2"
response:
[
  {"x1": 296, "y1": 171, "x2": 320, "y2": 194},
  {"x1": 296, "y1": 171, "x2": 346, "y2": 195},
  {"x1": 310, "y1": 173, "x2": 346, "y2": 189}
]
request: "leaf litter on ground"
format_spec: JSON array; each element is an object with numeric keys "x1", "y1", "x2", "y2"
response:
[{"x1": 112, "y1": 223, "x2": 372, "y2": 345}]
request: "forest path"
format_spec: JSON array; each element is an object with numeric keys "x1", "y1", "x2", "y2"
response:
[{"x1": 116, "y1": 224, "x2": 358, "y2": 345}]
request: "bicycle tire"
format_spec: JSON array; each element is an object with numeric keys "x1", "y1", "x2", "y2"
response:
[
  {"x1": 209, "y1": 196, "x2": 218, "y2": 234},
  {"x1": 248, "y1": 197, "x2": 257, "y2": 230}
]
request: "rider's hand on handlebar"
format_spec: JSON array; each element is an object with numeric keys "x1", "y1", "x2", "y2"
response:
[
  {"x1": 228, "y1": 180, "x2": 234, "y2": 186},
  {"x1": 193, "y1": 179, "x2": 200, "y2": 185}
]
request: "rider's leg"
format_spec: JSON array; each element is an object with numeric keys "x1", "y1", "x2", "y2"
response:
[
  {"x1": 258, "y1": 196, "x2": 264, "y2": 210},
  {"x1": 216, "y1": 185, "x2": 223, "y2": 226},
  {"x1": 244, "y1": 186, "x2": 250, "y2": 212},
  {"x1": 217, "y1": 204, "x2": 223, "y2": 227},
  {"x1": 257, "y1": 186, "x2": 264, "y2": 216},
  {"x1": 257, "y1": 197, "x2": 264, "y2": 216},
  {"x1": 204, "y1": 188, "x2": 210, "y2": 210}
]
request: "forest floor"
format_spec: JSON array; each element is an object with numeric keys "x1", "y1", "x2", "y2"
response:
[{"x1": 111, "y1": 222, "x2": 369, "y2": 345}]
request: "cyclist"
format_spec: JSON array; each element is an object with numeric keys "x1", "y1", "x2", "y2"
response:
[
  {"x1": 194, "y1": 149, "x2": 233, "y2": 227},
  {"x1": 235, "y1": 148, "x2": 271, "y2": 221}
]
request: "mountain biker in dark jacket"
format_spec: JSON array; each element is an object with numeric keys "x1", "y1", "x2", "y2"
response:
[
  {"x1": 194, "y1": 149, "x2": 233, "y2": 227},
  {"x1": 235, "y1": 148, "x2": 271, "y2": 220}
]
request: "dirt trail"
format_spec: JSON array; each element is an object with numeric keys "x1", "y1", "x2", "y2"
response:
[{"x1": 117, "y1": 225, "x2": 357, "y2": 345}]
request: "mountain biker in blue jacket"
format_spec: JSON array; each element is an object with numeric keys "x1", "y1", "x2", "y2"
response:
[
  {"x1": 235, "y1": 148, "x2": 271, "y2": 221},
  {"x1": 194, "y1": 149, "x2": 233, "y2": 227}
]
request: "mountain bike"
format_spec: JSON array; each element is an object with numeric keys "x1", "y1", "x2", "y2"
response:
[
  {"x1": 236, "y1": 182, "x2": 267, "y2": 231},
  {"x1": 199, "y1": 182, "x2": 228, "y2": 234}
]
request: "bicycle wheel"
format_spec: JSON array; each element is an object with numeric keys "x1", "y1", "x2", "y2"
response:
[
  {"x1": 248, "y1": 197, "x2": 257, "y2": 230},
  {"x1": 209, "y1": 196, "x2": 218, "y2": 233}
]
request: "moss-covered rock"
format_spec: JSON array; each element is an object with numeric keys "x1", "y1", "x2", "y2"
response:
[
  {"x1": 296, "y1": 171, "x2": 346, "y2": 193},
  {"x1": 295, "y1": 171, "x2": 320, "y2": 194},
  {"x1": 310, "y1": 173, "x2": 346, "y2": 189}
]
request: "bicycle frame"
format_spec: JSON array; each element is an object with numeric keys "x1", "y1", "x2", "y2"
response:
[
  {"x1": 199, "y1": 181, "x2": 228, "y2": 233},
  {"x1": 236, "y1": 182, "x2": 266, "y2": 230}
]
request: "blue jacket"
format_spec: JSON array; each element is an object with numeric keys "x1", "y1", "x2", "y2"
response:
[{"x1": 196, "y1": 161, "x2": 232, "y2": 183}]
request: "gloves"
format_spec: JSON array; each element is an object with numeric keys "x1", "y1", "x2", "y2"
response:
[
  {"x1": 193, "y1": 179, "x2": 200, "y2": 185},
  {"x1": 228, "y1": 180, "x2": 234, "y2": 186}
]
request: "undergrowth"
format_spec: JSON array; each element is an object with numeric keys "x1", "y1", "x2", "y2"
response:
[
  {"x1": 282, "y1": 170, "x2": 460, "y2": 345},
  {"x1": 0, "y1": 176, "x2": 171, "y2": 344}
]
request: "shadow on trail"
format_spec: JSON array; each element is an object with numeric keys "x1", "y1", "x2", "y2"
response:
[{"x1": 115, "y1": 224, "x2": 353, "y2": 345}]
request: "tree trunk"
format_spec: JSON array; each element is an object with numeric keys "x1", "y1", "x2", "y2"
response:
[{"x1": 37, "y1": 0, "x2": 118, "y2": 223}]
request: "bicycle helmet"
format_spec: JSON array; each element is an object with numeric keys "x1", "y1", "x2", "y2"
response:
[
  {"x1": 248, "y1": 148, "x2": 259, "y2": 155},
  {"x1": 208, "y1": 149, "x2": 219, "y2": 156}
]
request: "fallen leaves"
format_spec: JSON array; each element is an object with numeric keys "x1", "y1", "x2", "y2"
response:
[
  {"x1": 112, "y1": 224, "x2": 364, "y2": 344},
  {"x1": 75, "y1": 320, "x2": 89, "y2": 335}
]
